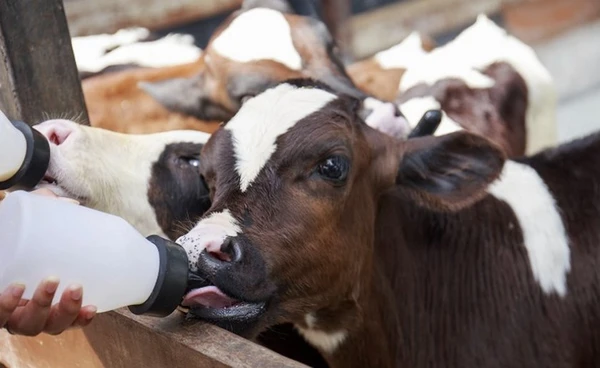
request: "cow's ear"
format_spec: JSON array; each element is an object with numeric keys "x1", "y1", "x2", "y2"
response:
[
  {"x1": 396, "y1": 132, "x2": 505, "y2": 211},
  {"x1": 139, "y1": 74, "x2": 204, "y2": 118}
]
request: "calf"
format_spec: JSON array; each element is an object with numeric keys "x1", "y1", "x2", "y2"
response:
[
  {"x1": 28, "y1": 119, "x2": 329, "y2": 367},
  {"x1": 31, "y1": 120, "x2": 211, "y2": 240},
  {"x1": 81, "y1": 0, "x2": 407, "y2": 137},
  {"x1": 177, "y1": 80, "x2": 600, "y2": 368},
  {"x1": 141, "y1": 0, "x2": 410, "y2": 138},
  {"x1": 346, "y1": 32, "x2": 435, "y2": 102},
  {"x1": 396, "y1": 15, "x2": 557, "y2": 156}
]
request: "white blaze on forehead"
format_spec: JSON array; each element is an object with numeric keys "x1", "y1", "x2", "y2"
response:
[
  {"x1": 374, "y1": 32, "x2": 429, "y2": 70},
  {"x1": 399, "y1": 15, "x2": 556, "y2": 154},
  {"x1": 488, "y1": 161, "x2": 571, "y2": 297},
  {"x1": 211, "y1": 8, "x2": 302, "y2": 70},
  {"x1": 399, "y1": 96, "x2": 462, "y2": 136},
  {"x1": 225, "y1": 83, "x2": 337, "y2": 192},
  {"x1": 176, "y1": 209, "x2": 241, "y2": 272}
]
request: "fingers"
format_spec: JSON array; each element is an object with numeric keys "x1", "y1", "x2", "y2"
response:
[
  {"x1": 30, "y1": 188, "x2": 80, "y2": 205},
  {"x1": 0, "y1": 284, "x2": 26, "y2": 328},
  {"x1": 43, "y1": 284, "x2": 83, "y2": 335},
  {"x1": 72, "y1": 305, "x2": 98, "y2": 328},
  {"x1": 31, "y1": 188, "x2": 59, "y2": 198},
  {"x1": 8, "y1": 277, "x2": 59, "y2": 336}
]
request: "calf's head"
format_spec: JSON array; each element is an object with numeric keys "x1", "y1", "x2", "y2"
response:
[
  {"x1": 178, "y1": 80, "x2": 506, "y2": 344},
  {"x1": 140, "y1": 1, "x2": 410, "y2": 138},
  {"x1": 32, "y1": 120, "x2": 211, "y2": 240}
]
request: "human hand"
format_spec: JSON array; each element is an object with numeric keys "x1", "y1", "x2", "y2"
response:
[
  {"x1": 1, "y1": 187, "x2": 91, "y2": 336},
  {"x1": 0, "y1": 278, "x2": 97, "y2": 336},
  {"x1": 1, "y1": 187, "x2": 79, "y2": 204}
]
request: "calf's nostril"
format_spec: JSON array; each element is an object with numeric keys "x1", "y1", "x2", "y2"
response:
[
  {"x1": 198, "y1": 237, "x2": 244, "y2": 273},
  {"x1": 209, "y1": 250, "x2": 231, "y2": 262},
  {"x1": 36, "y1": 121, "x2": 73, "y2": 146}
]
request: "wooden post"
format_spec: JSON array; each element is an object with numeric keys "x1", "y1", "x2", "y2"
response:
[{"x1": 0, "y1": 0, "x2": 89, "y2": 125}]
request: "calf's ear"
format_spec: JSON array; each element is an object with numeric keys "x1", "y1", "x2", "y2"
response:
[
  {"x1": 139, "y1": 75, "x2": 203, "y2": 118},
  {"x1": 396, "y1": 132, "x2": 505, "y2": 211}
]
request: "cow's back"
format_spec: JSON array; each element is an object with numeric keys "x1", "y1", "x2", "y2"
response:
[{"x1": 375, "y1": 133, "x2": 600, "y2": 366}]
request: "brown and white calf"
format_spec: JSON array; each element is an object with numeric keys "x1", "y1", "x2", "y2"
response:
[
  {"x1": 396, "y1": 15, "x2": 557, "y2": 156},
  {"x1": 177, "y1": 80, "x2": 600, "y2": 368},
  {"x1": 140, "y1": 0, "x2": 410, "y2": 138},
  {"x1": 30, "y1": 120, "x2": 211, "y2": 240},
  {"x1": 346, "y1": 31, "x2": 435, "y2": 102},
  {"x1": 81, "y1": 0, "x2": 407, "y2": 137}
]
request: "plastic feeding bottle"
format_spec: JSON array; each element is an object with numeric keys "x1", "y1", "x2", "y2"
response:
[
  {"x1": 0, "y1": 190, "x2": 190, "y2": 317},
  {"x1": 0, "y1": 110, "x2": 50, "y2": 190}
]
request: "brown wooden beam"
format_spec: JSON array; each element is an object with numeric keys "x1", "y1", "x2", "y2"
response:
[
  {"x1": 63, "y1": 0, "x2": 243, "y2": 37},
  {"x1": 0, "y1": 309, "x2": 309, "y2": 368},
  {"x1": 0, "y1": 0, "x2": 89, "y2": 125}
]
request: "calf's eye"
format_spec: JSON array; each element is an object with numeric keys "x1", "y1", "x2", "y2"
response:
[
  {"x1": 317, "y1": 155, "x2": 349, "y2": 183},
  {"x1": 178, "y1": 156, "x2": 200, "y2": 168}
]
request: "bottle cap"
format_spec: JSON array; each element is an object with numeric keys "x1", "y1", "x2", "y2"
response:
[
  {"x1": 0, "y1": 121, "x2": 50, "y2": 190},
  {"x1": 128, "y1": 235, "x2": 189, "y2": 317}
]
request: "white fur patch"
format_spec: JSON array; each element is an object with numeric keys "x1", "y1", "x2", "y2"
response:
[
  {"x1": 176, "y1": 209, "x2": 241, "y2": 272},
  {"x1": 72, "y1": 27, "x2": 150, "y2": 71},
  {"x1": 225, "y1": 83, "x2": 337, "y2": 192},
  {"x1": 399, "y1": 15, "x2": 556, "y2": 154},
  {"x1": 77, "y1": 33, "x2": 202, "y2": 73},
  {"x1": 296, "y1": 313, "x2": 347, "y2": 354},
  {"x1": 211, "y1": 8, "x2": 302, "y2": 70},
  {"x1": 487, "y1": 160, "x2": 571, "y2": 296},
  {"x1": 374, "y1": 32, "x2": 429, "y2": 70},
  {"x1": 399, "y1": 96, "x2": 462, "y2": 136}
]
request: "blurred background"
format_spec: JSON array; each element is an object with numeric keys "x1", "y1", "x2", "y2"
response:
[{"x1": 63, "y1": 0, "x2": 600, "y2": 142}]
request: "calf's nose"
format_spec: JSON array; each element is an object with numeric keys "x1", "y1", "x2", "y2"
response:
[
  {"x1": 34, "y1": 119, "x2": 76, "y2": 146},
  {"x1": 197, "y1": 237, "x2": 243, "y2": 276}
]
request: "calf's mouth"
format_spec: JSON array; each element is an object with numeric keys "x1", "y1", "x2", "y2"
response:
[
  {"x1": 36, "y1": 173, "x2": 87, "y2": 204},
  {"x1": 178, "y1": 238, "x2": 276, "y2": 335},
  {"x1": 180, "y1": 270, "x2": 267, "y2": 330}
]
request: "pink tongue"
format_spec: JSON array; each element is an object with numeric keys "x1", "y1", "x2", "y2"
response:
[{"x1": 182, "y1": 286, "x2": 238, "y2": 309}]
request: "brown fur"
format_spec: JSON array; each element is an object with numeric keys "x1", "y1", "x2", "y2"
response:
[
  {"x1": 82, "y1": 60, "x2": 221, "y2": 134},
  {"x1": 346, "y1": 59, "x2": 406, "y2": 102},
  {"x1": 147, "y1": 143, "x2": 211, "y2": 240},
  {"x1": 346, "y1": 34, "x2": 436, "y2": 102},
  {"x1": 396, "y1": 62, "x2": 529, "y2": 157},
  {"x1": 187, "y1": 82, "x2": 600, "y2": 367}
]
